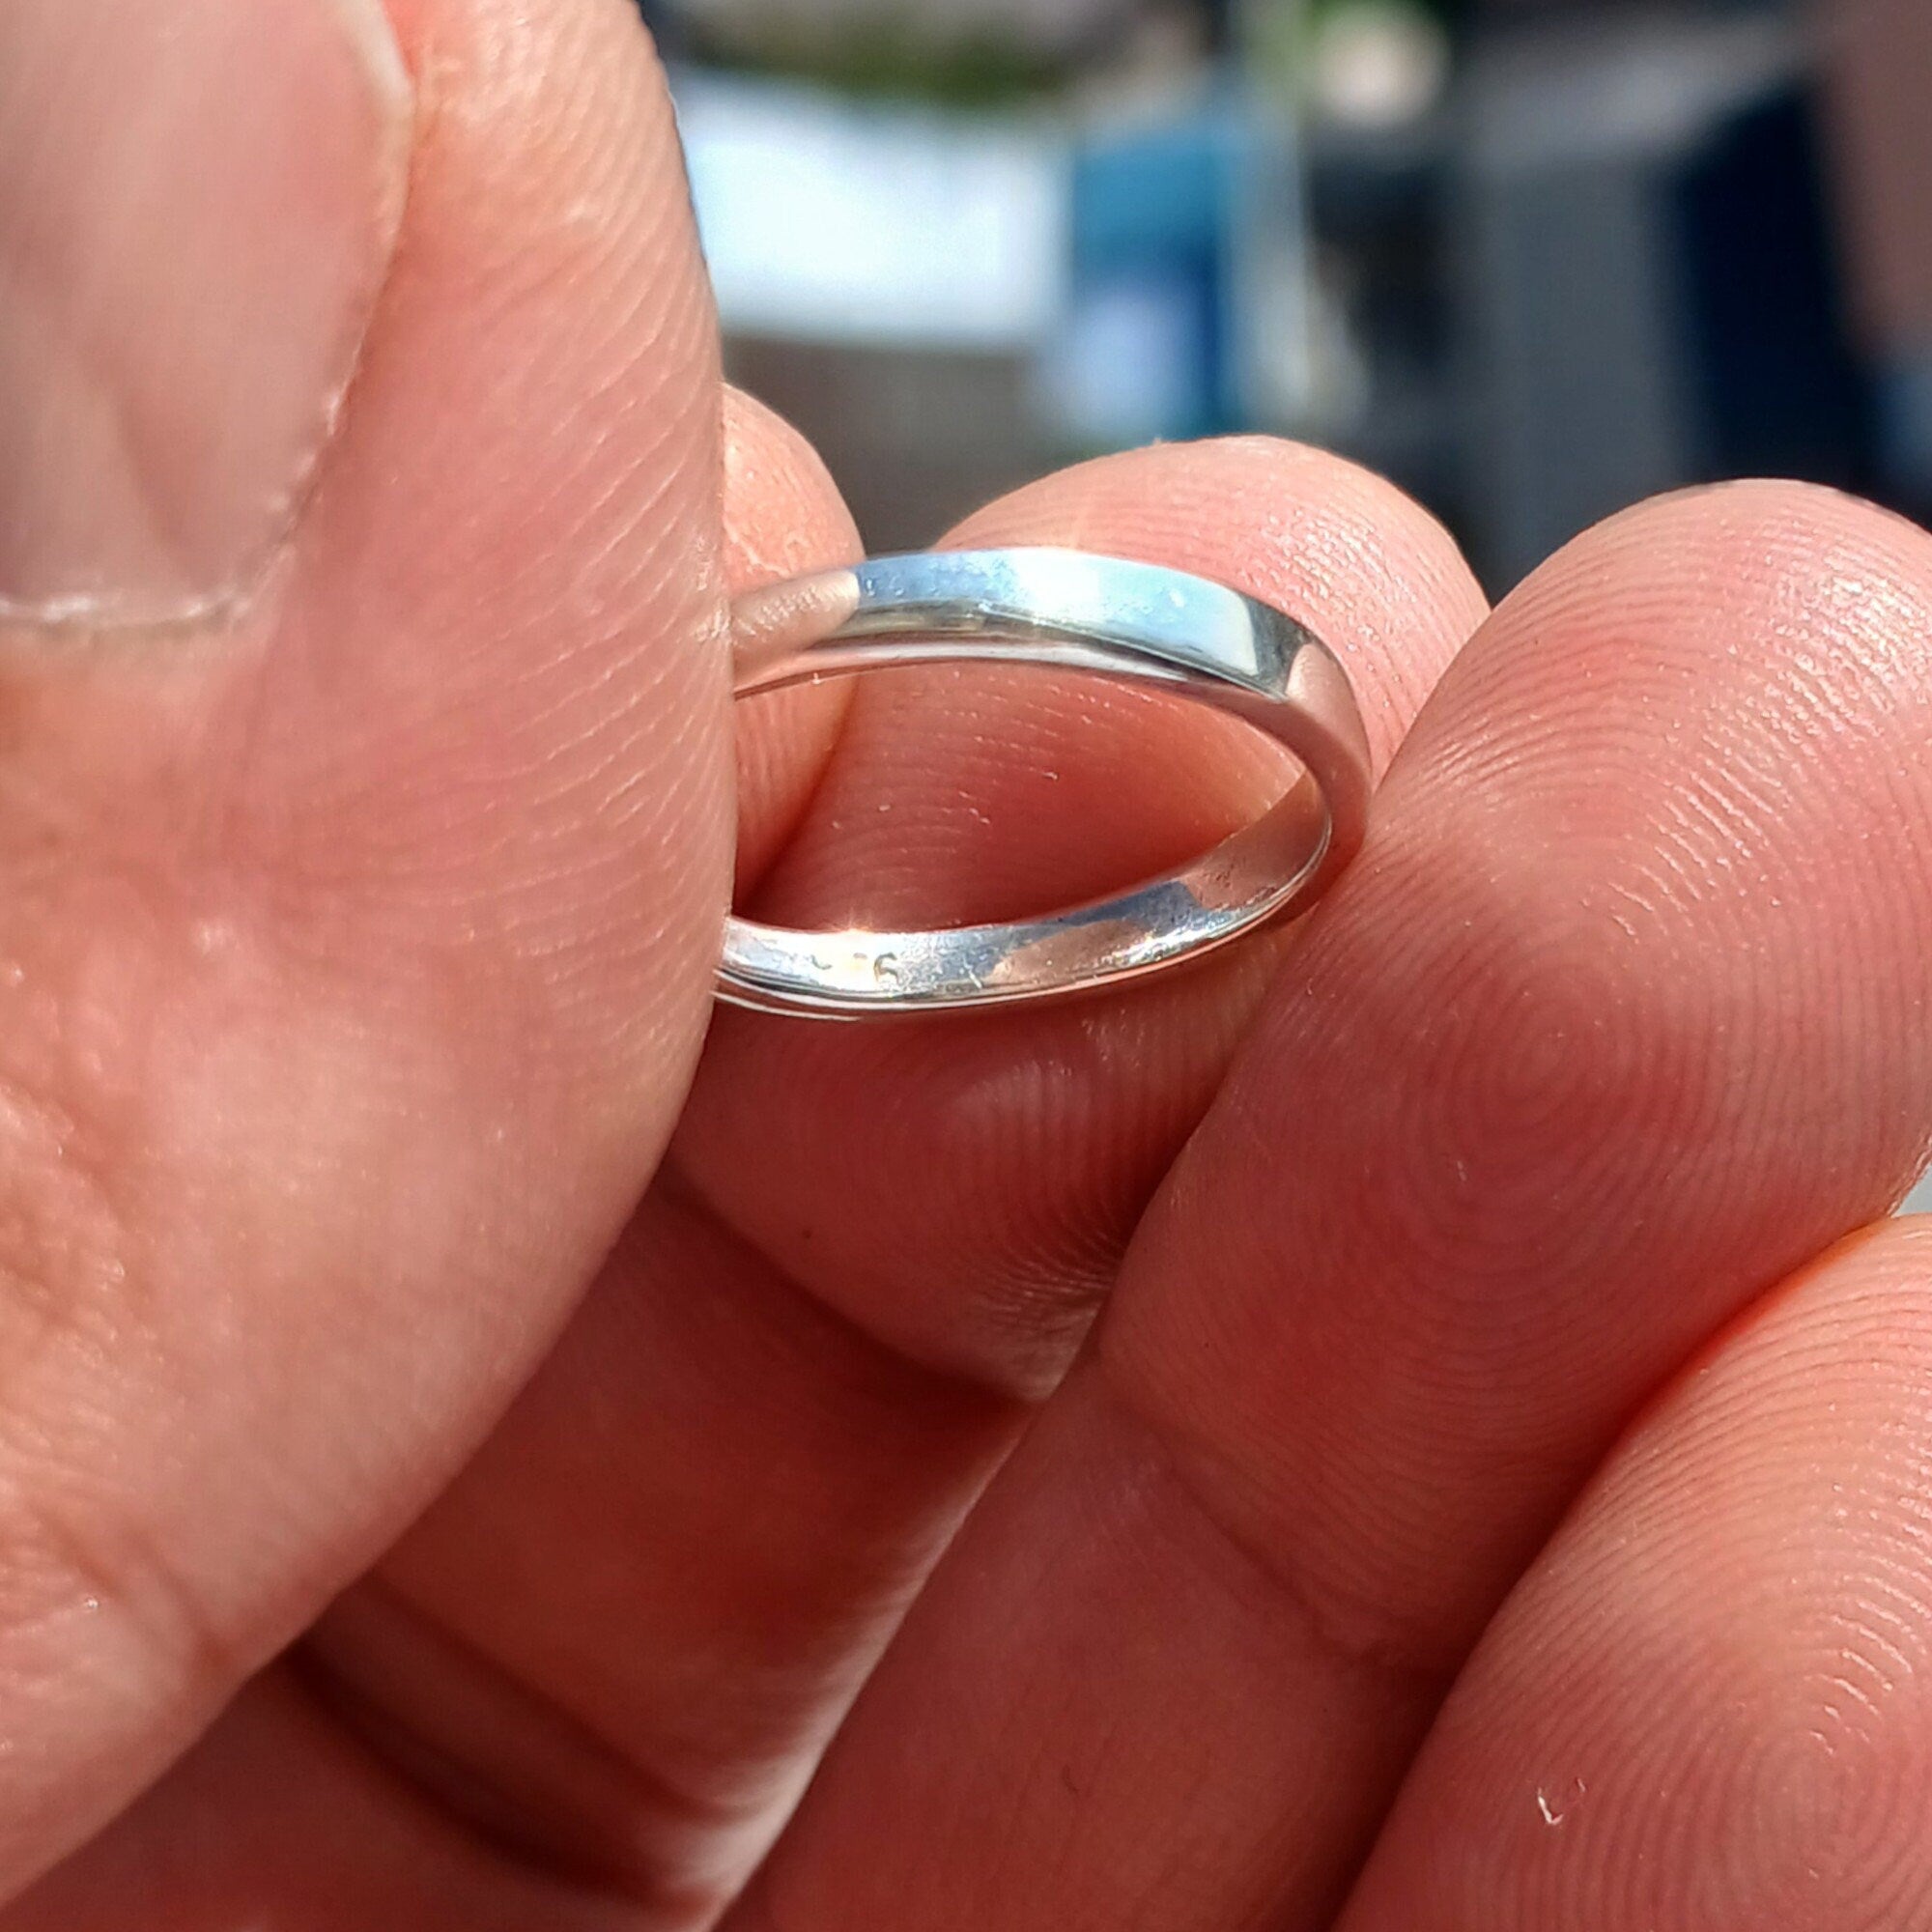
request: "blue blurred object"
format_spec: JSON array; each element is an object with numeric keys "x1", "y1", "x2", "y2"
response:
[
  {"x1": 1055, "y1": 110, "x2": 1230, "y2": 442},
  {"x1": 1046, "y1": 88, "x2": 1309, "y2": 448}
]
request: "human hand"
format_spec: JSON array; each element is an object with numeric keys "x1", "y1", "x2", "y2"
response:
[{"x1": 7, "y1": 3, "x2": 1932, "y2": 1927}]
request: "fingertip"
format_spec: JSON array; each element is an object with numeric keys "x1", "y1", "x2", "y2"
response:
[
  {"x1": 1344, "y1": 1211, "x2": 1932, "y2": 1932},
  {"x1": 1102, "y1": 466, "x2": 1932, "y2": 1703},
  {"x1": 1482, "y1": 478, "x2": 1932, "y2": 707},
  {"x1": 1591, "y1": 472, "x2": 1932, "y2": 555},
  {"x1": 1387, "y1": 474, "x2": 1932, "y2": 952},
  {"x1": 722, "y1": 385, "x2": 863, "y2": 594}
]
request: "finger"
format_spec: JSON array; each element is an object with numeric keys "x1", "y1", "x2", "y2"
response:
[
  {"x1": 726, "y1": 482, "x2": 1932, "y2": 1932},
  {"x1": 7, "y1": 1667, "x2": 626, "y2": 1932},
  {"x1": 720, "y1": 386, "x2": 860, "y2": 889},
  {"x1": 308, "y1": 391, "x2": 902, "y2": 1909},
  {"x1": 0, "y1": 0, "x2": 726, "y2": 1892},
  {"x1": 14, "y1": 328, "x2": 854, "y2": 1932},
  {"x1": 1341, "y1": 1217, "x2": 1932, "y2": 1932},
  {"x1": 309, "y1": 438, "x2": 1486, "y2": 1918},
  {"x1": 679, "y1": 436, "x2": 1487, "y2": 1396}
]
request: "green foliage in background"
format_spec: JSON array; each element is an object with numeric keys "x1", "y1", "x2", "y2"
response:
[{"x1": 686, "y1": 16, "x2": 1073, "y2": 107}]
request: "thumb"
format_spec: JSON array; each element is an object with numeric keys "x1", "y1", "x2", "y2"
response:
[{"x1": 0, "y1": 0, "x2": 727, "y2": 1890}]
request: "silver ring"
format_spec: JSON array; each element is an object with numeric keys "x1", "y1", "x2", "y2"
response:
[{"x1": 722, "y1": 548, "x2": 1372, "y2": 1017}]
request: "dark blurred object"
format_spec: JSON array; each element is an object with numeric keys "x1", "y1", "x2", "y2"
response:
[
  {"x1": 1454, "y1": 11, "x2": 1871, "y2": 586},
  {"x1": 637, "y1": 1, "x2": 691, "y2": 59},
  {"x1": 1818, "y1": 0, "x2": 1932, "y2": 342},
  {"x1": 1816, "y1": 0, "x2": 1932, "y2": 522},
  {"x1": 1303, "y1": 110, "x2": 1464, "y2": 528}
]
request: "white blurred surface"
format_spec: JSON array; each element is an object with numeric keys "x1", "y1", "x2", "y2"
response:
[{"x1": 676, "y1": 73, "x2": 1068, "y2": 348}]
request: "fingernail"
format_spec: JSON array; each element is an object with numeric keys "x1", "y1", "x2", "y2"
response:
[{"x1": 0, "y1": 0, "x2": 412, "y2": 628}]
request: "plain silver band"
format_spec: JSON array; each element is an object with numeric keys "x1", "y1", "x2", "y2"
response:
[{"x1": 721, "y1": 548, "x2": 1372, "y2": 1017}]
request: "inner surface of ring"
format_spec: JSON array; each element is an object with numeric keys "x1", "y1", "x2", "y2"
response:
[
  {"x1": 723, "y1": 642, "x2": 1327, "y2": 1014},
  {"x1": 724, "y1": 774, "x2": 1330, "y2": 1014}
]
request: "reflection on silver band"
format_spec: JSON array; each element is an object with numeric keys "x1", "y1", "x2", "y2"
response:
[{"x1": 721, "y1": 548, "x2": 1373, "y2": 1018}]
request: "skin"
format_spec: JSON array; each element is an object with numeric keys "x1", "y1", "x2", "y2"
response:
[{"x1": 5, "y1": 0, "x2": 1932, "y2": 1925}]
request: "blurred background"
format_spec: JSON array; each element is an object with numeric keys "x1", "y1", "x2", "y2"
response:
[
  {"x1": 650, "y1": 0, "x2": 1932, "y2": 1208},
  {"x1": 642, "y1": 0, "x2": 1928, "y2": 595}
]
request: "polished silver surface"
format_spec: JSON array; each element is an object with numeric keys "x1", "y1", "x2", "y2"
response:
[{"x1": 722, "y1": 547, "x2": 1372, "y2": 1017}]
